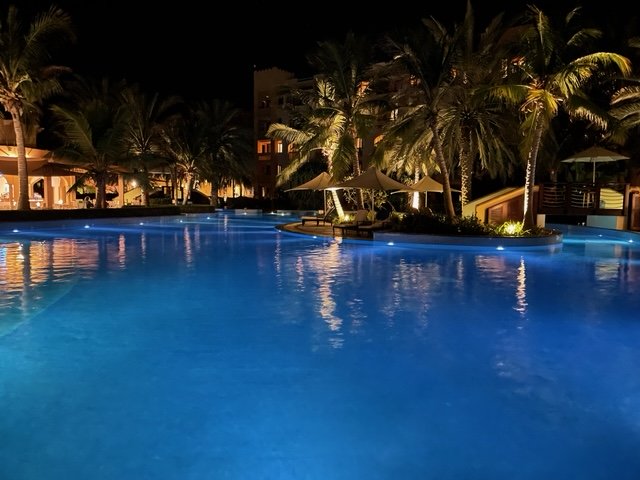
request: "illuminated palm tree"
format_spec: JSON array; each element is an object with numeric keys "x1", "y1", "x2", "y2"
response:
[
  {"x1": 0, "y1": 4, "x2": 74, "y2": 210},
  {"x1": 491, "y1": 5, "x2": 631, "y2": 227},
  {"x1": 439, "y1": 1, "x2": 517, "y2": 207},
  {"x1": 267, "y1": 32, "x2": 378, "y2": 216},
  {"x1": 376, "y1": 16, "x2": 463, "y2": 219}
]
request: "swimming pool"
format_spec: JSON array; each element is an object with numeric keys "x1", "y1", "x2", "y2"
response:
[{"x1": 1, "y1": 212, "x2": 639, "y2": 479}]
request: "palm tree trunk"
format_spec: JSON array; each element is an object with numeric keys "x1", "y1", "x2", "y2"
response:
[
  {"x1": 430, "y1": 124, "x2": 456, "y2": 218},
  {"x1": 141, "y1": 167, "x2": 150, "y2": 206},
  {"x1": 523, "y1": 112, "x2": 544, "y2": 229},
  {"x1": 210, "y1": 180, "x2": 219, "y2": 206},
  {"x1": 459, "y1": 128, "x2": 472, "y2": 207},
  {"x1": 97, "y1": 176, "x2": 107, "y2": 209},
  {"x1": 10, "y1": 109, "x2": 31, "y2": 211},
  {"x1": 171, "y1": 167, "x2": 178, "y2": 204},
  {"x1": 182, "y1": 174, "x2": 194, "y2": 205},
  {"x1": 330, "y1": 189, "x2": 344, "y2": 219},
  {"x1": 413, "y1": 167, "x2": 420, "y2": 210}
]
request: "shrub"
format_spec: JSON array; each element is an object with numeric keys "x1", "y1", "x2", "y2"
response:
[
  {"x1": 389, "y1": 211, "x2": 491, "y2": 235},
  {"x1": 388, "y1": 211, "x2": 553, "y2": 237}
]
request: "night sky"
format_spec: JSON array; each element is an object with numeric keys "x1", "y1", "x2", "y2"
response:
[{"x1": 7, "y1": 0, "x2": 633, "y2": 110}]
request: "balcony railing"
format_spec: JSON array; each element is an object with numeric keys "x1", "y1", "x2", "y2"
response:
[{"x1": 538, "y1": 182, "x2": 627, "y2": 215}]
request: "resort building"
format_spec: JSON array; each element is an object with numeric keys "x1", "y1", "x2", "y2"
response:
[{"x1": 0, "y1": 119, "x2": 80, "y2": 210}]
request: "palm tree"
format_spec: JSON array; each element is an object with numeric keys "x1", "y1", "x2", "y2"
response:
[
  {"x1": 50, "y1": 76, "x2": 130, "y2": 209},
  {"x1": 439, "y1": 1, "x2": 517, "y2": 207},
  {"x1": 375, "y1": 16, "x2": 463, "y2": 219},
  {"x1": 0, "y1": 4, "x2": 75, "y2": 210},
  {"x1": 195, "y1": 99, "x2": 252, "y2": 206},
  {"x1": 120, "y1": 84, "x2": 182, "y2": 206},
  {"x1": 267, "y1": 32, "x2": 378, "y2": 217},
  {"x1": 160, "y1": 105, "x2": 209, "y2": 205},
  {"x1": 492, "y1": 5, "x2": 631, "y2": 227}
]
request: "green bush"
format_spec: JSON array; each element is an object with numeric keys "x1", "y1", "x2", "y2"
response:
[
  {"x1": 389, "y1": 211, "x2": 491, "y2": 235},
  {"x1": 388, "y1": 211, "x2": 552, "y2": 237}
]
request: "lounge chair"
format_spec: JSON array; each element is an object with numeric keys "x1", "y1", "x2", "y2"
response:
[
  {"x1": 300, "y1": 207, "x2": 336, "y2": 226},
  {"x1": 332, "y1": 209, "x2": 371, "y2": 237},
  {"x1": 356, "y1": 219, "x2": 391, "y2": 238}
]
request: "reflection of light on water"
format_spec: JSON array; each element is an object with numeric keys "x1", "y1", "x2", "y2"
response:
[
  {"x1": 302, "y1": 243, "x2": 343, "y2": 348},
  {"x1": 475, "y1": 255, "x2": 508, "y2": 281},
  {"x1": 387, "y1": 260, "x2": 442, "y2": 327},
  {"x1": 0, "y1": 238, "x2": 100, "y2": 333},
  {"x1": 594, "y1": 260, "x2": 621, "y2": 282},
  {"x1": 117, "y1": 234, "x2": 126, "y2": 268},
  {"x1": 183, "y1": 226, "x2": 193, "y2": 266},
  {"x1": 140, "y1": 233, "x2": 147, "y2": 261},
  {"x1": 515, "y1": 257, "x2": 527, "y2": 317}
]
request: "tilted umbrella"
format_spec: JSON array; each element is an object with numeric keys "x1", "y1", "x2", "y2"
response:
[{"x1": 561, "y1": 146, "x2": 628, "y2": 183}]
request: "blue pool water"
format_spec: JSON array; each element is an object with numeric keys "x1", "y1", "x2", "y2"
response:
[{"x1": 1, "y1": 212, "x2": 639, "y2": 480}]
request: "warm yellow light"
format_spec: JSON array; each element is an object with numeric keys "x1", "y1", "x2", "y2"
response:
[{"x1": 498, "y1": 221, "x2": 523, "y2": 236}]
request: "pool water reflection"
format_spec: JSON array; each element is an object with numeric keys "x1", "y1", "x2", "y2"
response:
[{"x1": 1, "y1": 213, "x2": 639, "y2": 479}]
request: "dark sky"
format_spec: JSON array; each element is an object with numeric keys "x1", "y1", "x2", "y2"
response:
[{"x1": 9, "y1": 0, "x2": 632, "y2": 110}]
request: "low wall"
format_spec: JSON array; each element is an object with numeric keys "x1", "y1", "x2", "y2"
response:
[
  {"x1": 0, "y1": 205, "x2": 216, "y2": 222},
  {"x1": 373, "y1": 230, "x2": 563, "y2": 251}
]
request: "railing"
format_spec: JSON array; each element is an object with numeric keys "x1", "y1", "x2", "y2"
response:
[{"x1": 538, "y1": 182, "x2": 627, "y2": 215}]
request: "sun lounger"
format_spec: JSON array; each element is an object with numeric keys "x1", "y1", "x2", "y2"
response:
[
  {"x1": 332, "y1": 210, "x2": 371, "y2": 236},
  {"x1": 356, "y1": 220, "x2": 391, "y2": 238},
  {"x1": 300, "y1": 207, "x2": 336, "y2": 226}
]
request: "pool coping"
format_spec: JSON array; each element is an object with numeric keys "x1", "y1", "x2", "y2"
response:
[{"x1": 277, "y1": 221, "x2": 564, "y2": 250}]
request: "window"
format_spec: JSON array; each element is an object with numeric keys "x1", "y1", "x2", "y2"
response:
[
  {"x1": 356, "y1": 138, "x2": 363, "y2": 149},
  {"x1": 257, "y1": 140, "x2": 271, "y2": 153},
  {"x1": 276, "y1": 141, "x2": 283, "y2": 153}
]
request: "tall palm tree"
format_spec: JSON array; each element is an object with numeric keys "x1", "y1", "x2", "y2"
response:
[
  {"x1": 439, "y1": 1, "x2": 517, "y2": 207},
  {"x1": 160, "y1": 105, "x2": 209, "y2": 205},
  {"x1": 267, "y1": 32, "x2": 378, "y2": 217},
  {"x1": 50, "y1": 76, "x2": 130, "y2": 209},
  {"x1": 492, "y1": 5, "x2": 631, "y2": 227},
  {"x1": 0, "y1": 4, "x2": 75, "y2": 210},
  {"x1": 376, "y1": 16, "x2": 463, "y2": 219},
  {"x1": 195, "y1": 99, "x2": 252, "y2": 206},
  {"x1": 120, "y1": 84, "x2": 182, "y2": 206}
]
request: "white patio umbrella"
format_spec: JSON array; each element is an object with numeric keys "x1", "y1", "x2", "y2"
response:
[
  {"x1": 286, "y1": 171, "x2": 337, "y2": 212},
  {"x1": 334, "y1": 167, "x2": 416, "y2": 217},
  {"x1": 561, "y1": 146, "x2": 628, "y2": 183},
  {"x1": 392, "y1": 175, "x2": 458, "y2": 208}
]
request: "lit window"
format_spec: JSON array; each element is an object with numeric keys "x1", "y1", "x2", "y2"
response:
[
  {"x1": 276, "y1": 141, "x2": 283, "y2": 153},
  {"x1": 257, "y1": 140, "x2": 271, "y2": 153},
  {"x1": 356, "y1": 138, "x2": 363, "y2": 149}
]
